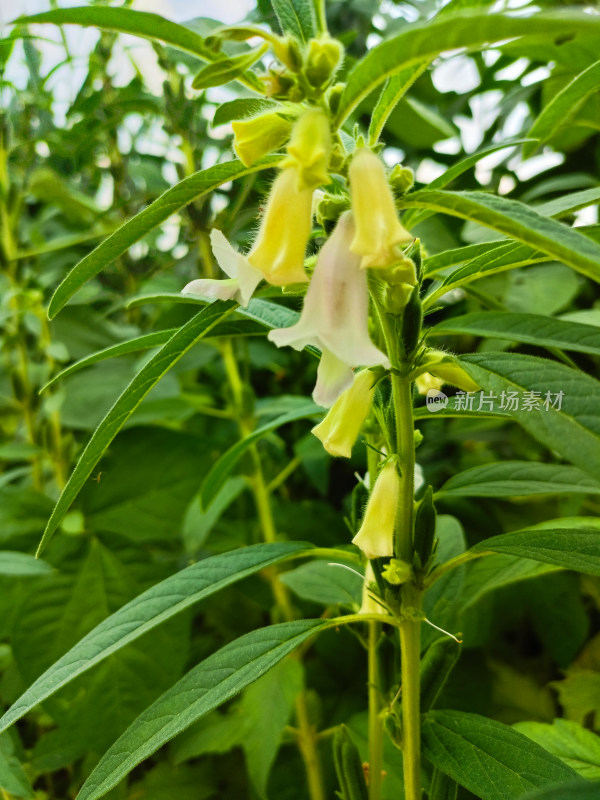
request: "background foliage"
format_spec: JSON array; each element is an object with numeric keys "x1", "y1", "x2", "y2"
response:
[{"x1": 1, "y1": 0, "x2": 600, "y2": 798}]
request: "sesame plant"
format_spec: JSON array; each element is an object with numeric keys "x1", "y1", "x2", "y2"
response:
[{"x1": 2, "y1": 1, "x2": 600, "y2": 800}]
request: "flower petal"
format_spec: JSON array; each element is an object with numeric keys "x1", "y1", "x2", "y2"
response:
[{"x1": 312, "y1": 349, "x2": 354, "y2": 408}]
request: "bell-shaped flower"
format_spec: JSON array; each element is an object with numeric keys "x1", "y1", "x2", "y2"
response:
[
  {"x1": 349, "y1": 147, "x2": 414, "y2": 272},
  {"x1": 281, "y1": 108, "x2": 331, "y2": 190},
  {"x1": 312, "y1": 368, "x2": 375, "y2": 458},
  {"x1": 182, "y1": 229, "x2": 262, "y2": 308},
  {"x1": 422, "y1": 352, "x2": 480, "y2": 393},
  {"x1": 247, "y1": 165, "x2": 312, "y2": 286},
  {"x1": 268, "y1": 211, "x2": 389, "y2": 407},
  {"x1": 352, "y1": 459, "x2": 400, "y2": 559},
  {"x1": 232, "y1": 112, "x2": 292, "y2": 167}
]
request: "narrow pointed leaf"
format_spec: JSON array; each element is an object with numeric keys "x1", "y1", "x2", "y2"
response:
[
  {"x1": 397, "y1": 190, "x2": 600, "y2": 281},
  {"x1": 525, "y1": 60, "x2": 600, "y2": 157},
  {"x1": 270, "y1": 0, "x2": 316, "y2": 41},
  {"x1": 422, "y1": 710, "x2": 579, "y2": 800},
  {"x1": 192, "y1": 43, "x2": 268, "y2": 90},
  {"x1": 0, "y1": 542, "x2": 310, "y2": 735},
  {"x1": 47, "y1": 157, "x2": 281, "y2": 318},
  {"x1": 472, "y1": 527, "x2": 600, "y2": 575},
  {"x1": 438, "y1": 462, "x2": 600, "y2": 498},
  {"x1": 430, "y1": 312, "x2": 600, "y2": 356},
  {"x1": 37, "y1": 301, "x2": 236, "y2": 556},
  {"x1": 76, "y1": 620, "x2": 327, "y2": 800},
  {"x1": 459, "y1": 352, "x2": 600, "y2": 478},
  {"x1": 335, "y1": 9, "x2": 600, "y2": 125},
  {"x1": 368, "y1": 64, "x2": 428, "y2": 145},
  {"x1": 200, "y1": 402, "x2": 321, "y2": 509}
]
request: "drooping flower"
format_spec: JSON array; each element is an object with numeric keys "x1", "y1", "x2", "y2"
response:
[
  {"x1": 358, "y1": 562, "x2": 385, "y2": 615},
  {"x1": 312, "y1": 368, "x2": 375, "y2": 457},
  {"x1": 281, "y1": 108, "x2": 331, "y2": 190},
  {"x1": 268, "y1": 211, "x2": 389, "y2": 407},
  {"x1": 182, "y1": 229, "x2": 263, "y2": 308},
  {"x1": 349, "y1": 147, "x2": 414, "y2": 272},
  {"x1": 420, "y1": 352, "x2": 480, "y2": 393},
  {"x1": 352, "y1": 459, "x2": 400, "y2": 560},
  {"x1": 247, "y1": 164, "x2": 313, "y2": 286}
]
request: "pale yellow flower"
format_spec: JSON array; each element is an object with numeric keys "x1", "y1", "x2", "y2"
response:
[
  {"x1": 312, "y1": 369, "x2": 375, "y2": 457},
  {"x1": 352, "y1": 460, "x2": 400, "y2": 559}
]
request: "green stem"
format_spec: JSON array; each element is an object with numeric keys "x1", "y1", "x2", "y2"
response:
[
  {"x1": 314, "y1": 0, "x2": 328, "y2": 33},
  {"x1": 368, "y1": 621, "x2": 383, "y2": 800},
  {"x1": 399, "y1": 585, "x2": 422, "y2": 800},
  {"x1": 220, "y1": 339, "x2": 326, "y2": 800}
]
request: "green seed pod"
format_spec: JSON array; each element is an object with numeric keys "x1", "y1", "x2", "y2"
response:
[
  {"x1": 400, "y1": 285, "x2": 423, "y2": 358},
  {"x1": 420, "y1": 637, "x2": 461, "y2": 712},
  {"x1": 333, "y1": 726, "x2": 368, "y2": 800},
  {"x1": 404, "y1": 238, "x2": 423, "y2": 282},
  {"x1": 413, "y1": 485, "x2": 436, "y2": 568}
]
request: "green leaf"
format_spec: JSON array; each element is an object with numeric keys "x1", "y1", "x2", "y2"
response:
[
  {"x1": 19, "y1": 7, "x2": 215, "y2": 61},
  {"x1": 0, "y1": 733, "x2": 34, "y2": 799},
  {"x1": 335, "y1": 9, "x2": 600, "y2": 125},
  {"x1": 0, "y1": 488, "x2": 54, "y2": 544},
  {"x1": 525, "y1": 60, "x2": 600, "y2": 157},
  {"x1": 36, "y1": 301, "x2": 236, "y2": 556},
  {"x1": 398, "y1": 189, "x2": 600, "y2": 282},
  {"x1": 438, "y1": 461, "x2": 600, "y2": 498},
  {"x1": 192, "y1": 43, "x2": 268, "y2": 89},
  {"x1": 76, "y1": 620, "x2": 327, "y2": 800},
  {"x1": 460, "y1": 554, "x2": 560, "y2": 612},
  {"x1": 0, "y1": 541, "x2": 310, "y2": 735},
  {"x1": 472, "y1": 527, "x2": 600, "y2": 576},
  {"x1": 0, "y1": 552, "x2": 54, "y2": 577},
  {"x1": 368, "y1": 64, "x2": 428, "y2": 145},
  {"x1": 200, "y1": 402, "x2": 321, "y2": 509},
  {"x1": 279, "y1": 560, "x2": 363, "y2": 607},
  {"x1": 513, "y1": 719, "x2": 600, "y2": 779},
  {"x1": 270, "y1": 0, "x2": 316, "y2": 42},
  {"x1": 403, "y1": 139, "x2": 533, "y2": 228},
  {"x1": 430, "y1": 312, "x2": 600, "y2": 356},
  {"x1": 519, "y1": 782, "x2": 600, "y2": 800},
  {"x1": 213, "y1": 98, "x2": 277, "y2": 127},
  {"x1": 47, "y1": 157, "x2": 280, "y2": 318},
  {"x1": 421, "y1": 709, "x2": 579, "y2": 800},
  {"x1": 460, "y1": 352, "x2": 600, "y2": 479}
]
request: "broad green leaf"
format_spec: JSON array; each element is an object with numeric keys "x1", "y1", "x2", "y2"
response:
[
  {"x1": 335, "y1": 9, "x2": 600, "y2": 125},
  {"x1": 397, "y1": 190, "x2": 600, "y2": 281},
  {"x1": 421, "y1": 709, "x2": 579, "y2": 800},
  {"x1": 438, "y1": 462, "x2": 600, "y2": 498},
  {"x1": 525, "y1": 60, "x2": 600, "y2": 157},
  {"x1": 0, "y1": 541, "x2": 310, "y2": 735},
  {"x1": 76, "y1": 620, "x2": 327, "y2": 800},
  {"x1": 519, "y1": 782, "x2": 600, "y2": 800},
  {"x1": 200, "y1": 402, "x2": 321, "y2": 509},
  {"x1": 279, "y1": 560, "x2": 363, "y2": 607},
  {"x1": 368, "y1": 64, "x2": 428, "y2": 145},
  {"x1": 192, "y1": 43, "x2": 268, "y2": 89},
  {"x1": 460, "y1": 555, "x2": 560, "y2": 612},
  {"x1": 0, "y1": 488, "x2": 53, "y2": 543},
  {"x1": 0, "y1": 552, "x2": 54, "y2": 577},
  {"x1": 472, "y1": 527, "x2": 600, "y2": 576},
  {"x1": 36, "y1": 301, "x2": 236, "y2": 556},
  {"x1": 430, "y1": 312, "x2": 600, "y2": 356},
  {"x1": 47, "y1": 157, "x2": 280, "y2": 318},
  {"x1": 513, "y1": 719, "x2": 600, "y2": 779},
  {"x1": 460, "y1": 353, "x2": 600, "y2": 478},
  {"x1": 403, "y1": 140, "x2": 533, "y2": 228},
  {"x1": 270, "y1": 0, "x2": 316, "y2": 41}
]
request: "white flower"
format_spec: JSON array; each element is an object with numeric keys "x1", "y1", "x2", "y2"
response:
[
  {"x1": 181, "y1": 229, "x2": 263, "y2": 308},
  {"x1": 268, "y1": 211, "x2": 389, "y2": 407}
]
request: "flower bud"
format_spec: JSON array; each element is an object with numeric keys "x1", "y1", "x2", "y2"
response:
[
  {"x1": 349, "y1": 148, "x2": 414, "y2": 271},
  {"x1": 272, "y1": 36, "x2": 303, "y2": 71},
  {"x1": 382, "y1": 558, "x2": 412, "y2": 586},
  {"x1": 312, "y1": 369, "x2": 375, "y2": 458},
  {"x1": 232, "y1": 112, "x2": 293, "y2": 167},
  {"x1": 389, "y1": 164, "x2": 414, "y2": 195},
  {"x1": 415, "y1": 372, "x2": 444, "y2": 395},
  {"x1": 424, "y1": 353, "x2": 480, "y2": 393},
  {"x1": 352, "y1": 460, "x2": 400, "y2": 559},
  {"x1": 304, "y1": 35, "x2": 343, "y2": 87},
  {"x1": 282, "y1": 108, "x2": 331, "y2": 190},
  {"x1": 248, "y1": 165, "x2": 312, "y2": 286}
]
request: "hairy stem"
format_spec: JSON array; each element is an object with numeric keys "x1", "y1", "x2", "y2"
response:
[{"x1": 368, "y1": 621, "x2": 383, "y2": 800}]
